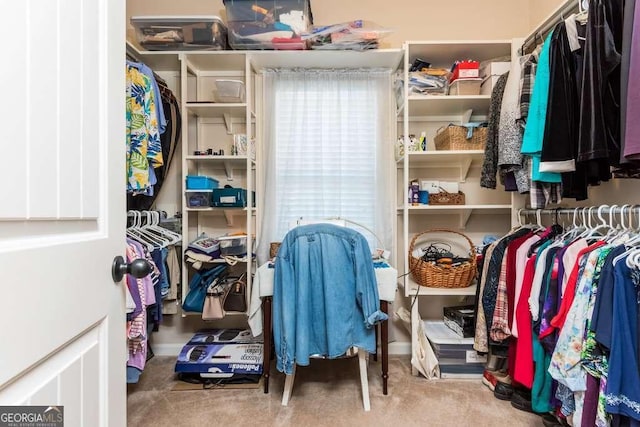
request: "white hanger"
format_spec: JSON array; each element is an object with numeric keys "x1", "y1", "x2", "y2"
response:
[
  {"x1": 127, "y1": 211, "x2": 161, "y2": 250},
  {"x1": 148, "y1": 211, "x2": 182, "y2": 244}
]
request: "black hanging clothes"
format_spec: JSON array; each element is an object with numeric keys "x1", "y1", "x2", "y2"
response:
[{"x1": 577, "y1": 0, "x2": 625, "y2": 171}]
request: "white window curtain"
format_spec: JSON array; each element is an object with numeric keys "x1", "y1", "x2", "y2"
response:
[{"x1": 257, "y1": 68, "x2": 394, "y2": 264}]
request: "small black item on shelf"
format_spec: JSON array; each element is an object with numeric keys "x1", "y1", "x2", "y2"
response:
[{"x1": 410, "y1": 58, "x2": 431, "y2": 72}]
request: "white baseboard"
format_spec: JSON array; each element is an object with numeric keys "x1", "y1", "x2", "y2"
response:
[
  {"x1": 152, "y1": 341, "x2": 412, "y2": 357},
  {"x1": 152, "y1": 343, "x2": 184, "y2": 357},
  {"x1": 388, "y1": 342, "x2": 411, "y2": 355}
]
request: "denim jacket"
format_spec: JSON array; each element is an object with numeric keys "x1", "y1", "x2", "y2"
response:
[{"x1": 273, "y1": 224, "x2": 388, "y2": 375}]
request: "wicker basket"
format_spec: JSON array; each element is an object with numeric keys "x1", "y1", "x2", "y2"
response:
[
  {"x1": 409, "y1": 229, "x2": 477, "y2": 288},
  {"x1": 434, "y1": 125, "x2": 487, "y2": 150},
  {"x1": 269, "y1": 242, "x2": 281, "y2": 258},
  {"x1": 428, "y1": 190, "x2": 465, "y2": 205}
]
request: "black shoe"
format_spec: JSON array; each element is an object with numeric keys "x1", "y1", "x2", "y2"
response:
[
  {"x1": 541, "y1": 413, "x2": 561, "y2": 427},
  {"x1": 510, "y1": 389, "x2": 534, "y2": 413},
  {"x1": 493, "y1": 381, "x2": 513, "y2": 401}
]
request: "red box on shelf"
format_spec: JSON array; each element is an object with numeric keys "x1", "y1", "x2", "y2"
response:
[{"x1": 450, "y1": 60, "x2": 480, "y2": 82}]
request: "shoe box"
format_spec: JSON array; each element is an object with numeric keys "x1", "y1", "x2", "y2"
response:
[{"x1": 174, "y1": 329, "x2": 263, "y2": 378}]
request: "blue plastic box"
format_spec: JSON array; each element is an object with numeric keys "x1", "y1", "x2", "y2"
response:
[
  {"x1": 211, "y1": 188, "x2": 255, "y2": 207},
  {"x1": 186, "y1": 175, "x2": 219, "y2": 190}
]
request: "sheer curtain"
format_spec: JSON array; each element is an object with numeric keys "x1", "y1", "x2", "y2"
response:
[{"x1": 257, "y1": 68, "x2": 394, "y2": 264}]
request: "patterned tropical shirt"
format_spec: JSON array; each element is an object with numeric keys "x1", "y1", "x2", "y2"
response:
[{"x1": 126, "y1": 66, "x2": 163, "y2": 193}]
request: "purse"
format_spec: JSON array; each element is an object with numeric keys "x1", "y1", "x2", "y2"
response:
[
  {"x1": 223, "y1": 274, "x2": 247, "y2": 313},
  {"x1": 202, "y1": 282, "x2": 226, "y2": 321},
  {"x1": 182, "y1": 264, "x2": 227, "y2": 313}
]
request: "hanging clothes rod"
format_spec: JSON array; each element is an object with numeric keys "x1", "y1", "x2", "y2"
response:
[
  {"x1": 518, "y1": 205, "x2": 640, "y2": 217},
  {"x1": 520, "y1": 0, "x2": 579, "y2": 53}
]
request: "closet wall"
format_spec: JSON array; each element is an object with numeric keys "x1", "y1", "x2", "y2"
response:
[
  {"x1": 528, "y1": 0, "x2": 566, "y2": 29},
  {"x1": 132, "y1": 0, "x2": 618, "y2": 355}
]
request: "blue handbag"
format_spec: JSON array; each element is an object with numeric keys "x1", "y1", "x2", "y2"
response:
[{"x1": 182, "y1": 264, "x2": 228, "y2": 313}]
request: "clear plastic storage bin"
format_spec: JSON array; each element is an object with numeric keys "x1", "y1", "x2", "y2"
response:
[
  {"x1": 213, "y1": 80, "x2": 246, "y2": 103},
  {"x1": 131, "y1": 16, "x2": 228, "y2": 51},
  {"x1": 223, "y1": 0, "x2": 311, "y2": 50},
  {"x1": 186, "y1": 190, "x2": 213, "y2": 208}
]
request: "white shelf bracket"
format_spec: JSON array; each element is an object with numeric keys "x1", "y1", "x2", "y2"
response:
[
  {"x1": 223, "y1": 113, "x2": 233, "y2": 135},
  {"x1": 460, "y1": 209, "x2": 473, "y2": 229},
  {"x1": 223, "y1": 210, "x2": 235, "y2": 227},
  {"x1": 223, "y1": 161, "x2": 234, "y2": 181},
  {"x1": 460, "y1": 158, "x2": 473, "y2": 182}
]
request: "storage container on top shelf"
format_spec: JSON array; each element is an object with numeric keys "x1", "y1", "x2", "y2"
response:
[
  {"x1": 223, "y1": 0, "x2": 312, "y2": 50},
  {"x1": 131, "y1": 16, "x2": 228, "y2": 51},
  {"x1": 186, "y1": 175, "x2": 219, "y2": 190}
]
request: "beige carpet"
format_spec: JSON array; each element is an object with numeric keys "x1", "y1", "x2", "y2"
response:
[{"x1": 127, "y1": 356, "x2": 542, "y2": 427}]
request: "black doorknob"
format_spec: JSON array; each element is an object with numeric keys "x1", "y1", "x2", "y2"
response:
[{"x1": 112, "y1": 256, "x2": 152, "y2": 282}]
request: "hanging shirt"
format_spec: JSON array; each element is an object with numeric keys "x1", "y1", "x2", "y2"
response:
[
  {"x1": 511, "y1": 233, "x2": 541, "y2": 338},
  {"x1": 548, "y1": 246, "x2": 611, "y2": 391},
  {"x1": 498, "y1": 56, "x2": 529, "y2": 193},
  {"x1": 126, "y1": 66, "x2": 163, "y2": 194},
  {"x1": 623, "y1": 0, "x2": 640, "y2": 160},
  {"x1": 126, "y1": 60, "x2": 167, "y2": 134},
  {"x1": 521, "y1": 31, "x2": 563, "y2": 183},
  {"x1": 604, "y1": 258, "x2": 640, "y2": 421},
  {"x1": 481, "y1": 73, "x2": 510, "y2": 189},
  {"x1": 577, "y1": 0, "x2": 624, "y2": 169}
]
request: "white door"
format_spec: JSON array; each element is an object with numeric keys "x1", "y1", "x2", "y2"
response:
[{"x1": 0, "y1": 0, "x2": 126, "y2": 426}]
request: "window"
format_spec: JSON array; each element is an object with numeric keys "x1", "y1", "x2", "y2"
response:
[{"x1": 258, "y1": 69, "x2": 393, "y2": 263}]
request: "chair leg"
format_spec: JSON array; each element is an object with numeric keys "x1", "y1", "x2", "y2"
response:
[
  {"x1": 358, "y1": 349, "x2": 371, "y2": 411},
  {"x1": 282, "y1": 365, "x2": 296, "y2": 406}
]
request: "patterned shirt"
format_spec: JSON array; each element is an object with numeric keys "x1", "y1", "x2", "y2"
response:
[
  {"x1": 548, "y1": 247, "x2": 611, "y2": 391},
  {"x1": 126, "y1": 66, "x2": 163, "y2": 194}
]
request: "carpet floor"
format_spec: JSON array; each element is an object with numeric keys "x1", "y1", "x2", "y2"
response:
[{"x1": 127, "y1": 356, "x2": 542, "y2": 427}]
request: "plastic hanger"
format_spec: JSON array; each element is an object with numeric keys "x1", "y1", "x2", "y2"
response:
[
  {"x1": 136, "y1": 212, "x2": 170, "y2": 247},
  {"x1": 586, "y1": 205, "x2": 615, "y2": 240},
  {"x1": 127, "y1": 211, "x2": 162, "y2": 250},
  {"x1": 139, "y1": 211, "x2": 176, "y2": 246},
  {"x1": 613, "y1": 206, "x2": 640, "y2": 265},
  {"x1": 147, "y1": 211, "x2": 182, "y2": 244}
]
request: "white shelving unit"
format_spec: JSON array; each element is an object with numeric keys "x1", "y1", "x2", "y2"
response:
[
  {"x1": 399, "y1": 40, "x2": 515, "y2": 377},
  {"x1": 179, "y1": 51, "x2": 256, "y2": 317}
]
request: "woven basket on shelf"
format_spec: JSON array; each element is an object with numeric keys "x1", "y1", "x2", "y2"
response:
[
  {"x1": 434, "y1": 125, "x2": 487, "y2": 150},
  {"x1": 428, "y1": 190, "x2": 465, "y2": 205},
  {"x1": 409, "y1": 229, "x2": 477, "y2": 288}
]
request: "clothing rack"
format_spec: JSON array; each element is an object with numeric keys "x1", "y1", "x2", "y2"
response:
[
  {"x1": 520, "y1": 0, "x2": 580, "y2": 54},
  {"x1": 518, "y1": 205, "x2": 640, "y2": 226}
]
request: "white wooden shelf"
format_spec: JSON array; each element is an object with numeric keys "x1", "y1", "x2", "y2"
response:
[
  {"x1": 405, "y1": 278, "x2": 477, "y2": 297},
  {"x1": 185, "y1": 103, "x2": 247, "y2": 118},
  {"x1": 405, "y1": 40, "x2": 512, "y2": 67},
  {"x1": 400, "y1": 39, "x2": 515, "y2": 380},
  {"x1": 399, "y1": 150, "x2": 485, "y2": 181},
  {"x1": 185, "y1": 155, "x2": 255, "y2": 180},
  {"x1": 185, "y1": 207, "x2": 253, "y2": 227},
  {"x1": 249, "y1": 49, "x2": 404, "y2": 72},
  {"x1": 408, "y1": 95, "x2": 491, "y2": 117},
  {"x1": 402, "y1": 204, "x2": 511, "y2": 228},
  {"x1": 403, "y1": 204, "x2": 511, "y2": 212},
  {"x1": 126, "y1": 41, "x2": 181, "y2": 71}
]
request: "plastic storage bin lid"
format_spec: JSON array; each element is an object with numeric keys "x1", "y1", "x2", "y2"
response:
[{"x1": 131, "y1": 15, "x2": 225, "y2": 24}]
